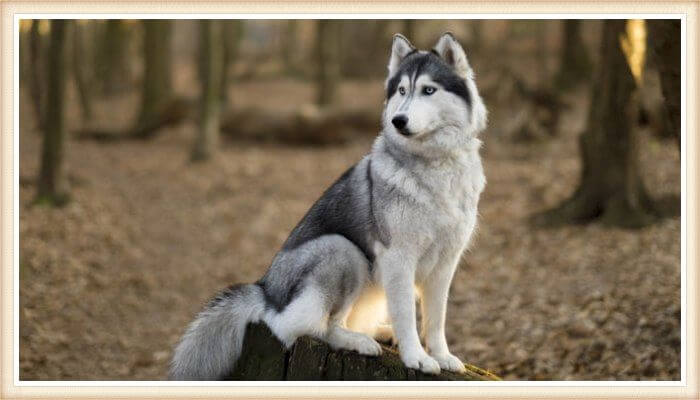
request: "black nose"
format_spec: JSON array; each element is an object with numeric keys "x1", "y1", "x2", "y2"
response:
[{"x1": 391, "y1": 115, "x2": 408, "y2": 131}]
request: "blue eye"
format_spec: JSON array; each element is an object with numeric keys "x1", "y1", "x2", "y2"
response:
[
  {"x1": 399, "y1": 87, "x2": 406, "y2": 95},
  {"x1": 423, "y1": 86, "x2": 436, "y2": 95}
]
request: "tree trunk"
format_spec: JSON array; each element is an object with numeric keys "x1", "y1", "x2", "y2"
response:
[
  {"x1": 646, "y1": 20, "x2": 681, "y2": 150},
  {"x1": 191, "y1": 20, "x2": 224, "y2": 162},
  {"x1": 221, "y1": 20, "x2": 243, "y2": 107},
  {"x1": 228, "y1": 323, "x2": 500, "y2": 381},
  {"x1": 281, "y1": 20, "x2": 298, "y2": 76},
  {"x1": 28, "y1": 19, "x2": 44, "y2": 129},
  {"x1": 315, "y1": 20, "x2": 340, "y2": 107},
  {"x1": 135, "y1": 20, "x2": 173, "y2": 138},
  {"x1": 71, "y1": 22, "x2": 93, "y2": 122},
  {"x1": 555, "y1": 20, "x2": 592, "y2": 90},
  {"x1": 533, "y1": 20, "x2": 656, "y2": 229},
  {"x1": 371, "y1": 20, "x2": 391, "y2": 77},
  {"x1": 95, "y1": 20, "x2": 130, "y2": 95},
  {"x1": 37, "y1": 20, "x2": 69, "y2": 206}
]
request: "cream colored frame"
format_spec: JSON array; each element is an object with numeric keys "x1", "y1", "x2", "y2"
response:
[{"x1": 1, "y1": 1, "x2": 697, "y2": 399}]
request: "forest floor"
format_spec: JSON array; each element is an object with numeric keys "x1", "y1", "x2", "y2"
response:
[{"x1": 18, "y1": 78, "x2": 681, "y2": 381}]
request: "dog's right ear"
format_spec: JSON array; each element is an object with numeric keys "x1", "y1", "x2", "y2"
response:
[
  {"x1": 387, "y1": 34, "x2": 415, "y2": 77},
  {"x1": 433, "y1": 32, "x2": 472, "y2": 79}
]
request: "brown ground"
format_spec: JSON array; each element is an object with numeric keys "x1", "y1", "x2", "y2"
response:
[{"x1": 19, "y1": 77, "x2": 680, "y2": 381}]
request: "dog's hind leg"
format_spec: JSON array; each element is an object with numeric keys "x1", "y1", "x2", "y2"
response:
[
  {"x1": 263, "y1": 234, "x2": 380, "y2": 355},
  {"x1": 323, "y1": 288, "x2": 382, "y2": 356},
  {"x1": 265, "y1": 285, "x2": 330, "y2": 348},
  {"x1": 325, "y1": 322, "x2": 382, "y2": 356}
]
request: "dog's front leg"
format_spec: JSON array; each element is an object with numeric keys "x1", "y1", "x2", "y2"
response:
[
  {"x1": 420, "y1": 257, "x2": 466, "y2": 373},
  {"x1": 380, "y1": 251, "x2": 441, "y2": 374}
]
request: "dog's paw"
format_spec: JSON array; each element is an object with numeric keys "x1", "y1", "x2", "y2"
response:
[
  {"x1": 431, "y1": 352, "x2": 466, "y2": 373},
  {"x1": 353, "y1": 334, "x2": 382, "y2": 356},
  {"x1": 400, "y1": 349, "x2": 441, "y2": 375}
]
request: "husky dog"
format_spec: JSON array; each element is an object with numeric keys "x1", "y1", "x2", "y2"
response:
[{"x1": 169, "y1": 32, "x2": 487, "y2": 380}]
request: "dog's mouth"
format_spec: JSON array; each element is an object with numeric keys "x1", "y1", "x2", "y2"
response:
[
  {"x1": 397, "y1": 126, "x2": 440, "y2": 141},
  {"x1": 396, "y1": 127, "x2": 413, "y2": 137}
]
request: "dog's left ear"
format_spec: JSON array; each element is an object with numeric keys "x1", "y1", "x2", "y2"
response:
[
  {"x1": 387, "y1": 34, "x2": 415, "y2": 77},
  {"x1": 433, "y1": 32, "x2": 472, "y2": 78}
]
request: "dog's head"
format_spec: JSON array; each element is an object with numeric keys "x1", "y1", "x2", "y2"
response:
[{"x1": 382, "y1": 33, "x2": 487, "y2": 153}]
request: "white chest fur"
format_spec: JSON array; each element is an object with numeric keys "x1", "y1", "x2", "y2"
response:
[{"x1": 372, "y1": 138, "x2": 485, "y2": 282}]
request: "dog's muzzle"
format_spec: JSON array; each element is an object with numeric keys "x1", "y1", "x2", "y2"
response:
[{"x1": 391, "y1": 115, "x2": 411, "y2": 136}]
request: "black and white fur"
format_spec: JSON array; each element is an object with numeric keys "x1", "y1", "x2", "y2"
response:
[{"x1": 169, "y1": 33, "x2": 487, "y2": 380}]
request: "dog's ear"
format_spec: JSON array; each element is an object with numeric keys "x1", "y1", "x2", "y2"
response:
[
  {"x1": 387, "y1": 34, "x2": 415, "y2": 77},
  {"x1": 433, "y1": 32, "x2": 472, "y2": 78}
]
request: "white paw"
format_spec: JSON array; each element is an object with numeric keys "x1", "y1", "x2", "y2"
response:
[
  {"x1": 352, "y1": 334, "x2": 382, "y2": 356},
  {"x1": 400, "y1": 348, "x2": 441, "y2": 375},
  {"x1": 432, "y1": 352, "x2": 466, "y2": 373}
]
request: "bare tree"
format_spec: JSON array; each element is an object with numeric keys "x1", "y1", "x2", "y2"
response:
[
  {"x1": 339, "y1": 20, "x2": 389, "y2": 79},
  {"x1": 75, "y1": 20, "x2": 185, "y2": 142},
  {"x1": 71, "y1": 21, "x2": 93, "y2": 121},
  {"x1": 37, "y1": 20, "x2": 69, "y2": 205},
  {"x1": 555, "y1": 20, "x2": 592, "y2": 90},
  {"x1": 647, "y1": 20, "x2": 681, "y2": 150},
  {"x1": 95, "y1": 20, "x2": 131, "y2": 95},
  {"x1": 372, "y1": 20, "x2": 391, "y2": 74},
  {"x1": 134, "y1": 20, "x2": 174, "y2": 138},
  {"x1": 221, "y1": 20, "x2": 244, "y2": 106},
  {"x1": 192, "y1": 20, "x2": 224, "y2": 162},
  {"x1": 280, "y1": 20, "x2": 298, "y2": 76},
  {"x1": 28, "y1": 20, "x2": 44, "y2": 128},
  {"x1": 315, "y1": 20, "x2": 340, "y2": 107},
  {"x1": 534, "y1": 20, "x2": 657, "y2": 228}
]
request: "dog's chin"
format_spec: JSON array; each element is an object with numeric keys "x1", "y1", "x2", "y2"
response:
[
  {"x1": 393, "y1": 127, "x2": 431, "y2": 140},
  {"x1": 393, "y1": 125, "x2": 472, "y2": 153},
  {"x1": 394, "y1": 127, "x2": 413, "y2": 138}
]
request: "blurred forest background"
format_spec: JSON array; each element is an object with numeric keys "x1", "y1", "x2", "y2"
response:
[{"x1": 18, "y1": 19, "x2": 681, "y2": 380}]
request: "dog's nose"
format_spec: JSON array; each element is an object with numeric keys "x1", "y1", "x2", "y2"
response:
[{"x1": 391, "y1": 115, "x2": 408, "y2": 131}]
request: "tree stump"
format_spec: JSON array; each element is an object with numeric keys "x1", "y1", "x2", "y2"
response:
[{"x1": 227, "y1": 323, "x2": 500, "y2": 381}]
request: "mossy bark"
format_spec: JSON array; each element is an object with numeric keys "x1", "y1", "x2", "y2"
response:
[
  {"x1": 533, "y1": 20, "x2": 658, "y2": 229},
  {"x1": 227, "y1": 323, "x2": 500, "y2": 381}
]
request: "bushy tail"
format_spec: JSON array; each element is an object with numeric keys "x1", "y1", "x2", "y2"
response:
[{"x1": 169, "y1": 283, "x2": 266, "y2": 380}]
